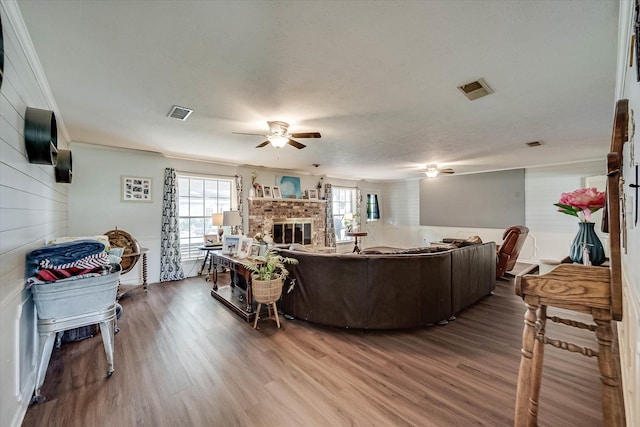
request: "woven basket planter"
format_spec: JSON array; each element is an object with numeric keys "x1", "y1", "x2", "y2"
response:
[{"x1": 252, "y1": 276, "x2": 283, "y2": 303}]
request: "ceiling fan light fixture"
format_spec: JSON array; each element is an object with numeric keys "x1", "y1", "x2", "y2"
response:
[
  {"x1": 425, "y1": 165, "x2": 439, "y2": 178},
  {"x1": 268, "y1": 135, "x2": 288, "y2": 148}
]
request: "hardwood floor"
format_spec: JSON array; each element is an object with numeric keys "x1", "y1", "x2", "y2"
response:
[{"x1": 22, "y1": 273, "x2": 605, "y2": 426}]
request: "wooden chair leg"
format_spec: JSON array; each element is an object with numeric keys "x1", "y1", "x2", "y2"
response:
[
  {"x1": 593, "y1": 308, "x2": 626, "y2": 427},
  {"x1": 272, "y1": 302, "x2": 281, "y2": 328},
  {"x1": 253, "y1": 303, "x2": 262, "y2": 329},
  {"x1": 527, "y1": 305, "x2": 547, "y2": 424},
  {"x1": 515, "y1": 300, "x2": 539, "y2": 426}
]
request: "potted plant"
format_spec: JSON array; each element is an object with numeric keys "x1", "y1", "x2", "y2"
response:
[
  {"x1": 242, "y1": 247, "x2": 299, "y2": 295},
  {"x1": 243, "y1": 247, "x2": 299, "y2": 328}
]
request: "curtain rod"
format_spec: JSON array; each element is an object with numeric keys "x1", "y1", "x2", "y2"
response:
[{"x1": 175, "y1": 170, "x2": 238, "y2": 179}]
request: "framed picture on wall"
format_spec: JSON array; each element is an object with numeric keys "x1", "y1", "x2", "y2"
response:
[{"x1": 121, "y1": 176, "x2": 152, "y2": 202}]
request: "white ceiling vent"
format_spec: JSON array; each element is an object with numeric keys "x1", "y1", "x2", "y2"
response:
[
  {"x1": 526, "y1": 141, "x2": 542, "y2": 147},
  {"x1": 457, "y1": 78, "x2": 493, "y2": 100},
  {"x1": 167, "y1": 105, "x2": 193, "y2": 121}
]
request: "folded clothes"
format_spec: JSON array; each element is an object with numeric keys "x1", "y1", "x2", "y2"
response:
[
  {"x1": 25, "y1": 265, "x2": 114, "y2": 287},
  {"x1": 34, "y1": 266, "x2": 106, "y2": 282},
  {"x1": 39, "y1": 251, "x2": 109, "y2": 270},
  {"x1": 26, "y1": 240, "x2": 106, "y2": 278}
]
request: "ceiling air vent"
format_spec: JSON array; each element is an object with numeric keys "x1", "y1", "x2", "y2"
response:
[
  {"x1": 167, "y1": 105, "x2": 193, "y2": 121},
  {"x1": 526, "y1": 141, "x2": 542, "y2": 147},
  {"x1": 457, "y1": 78, "x2": 493, "y2": 100}
]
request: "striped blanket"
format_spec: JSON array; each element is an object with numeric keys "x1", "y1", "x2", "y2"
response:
[{"x1": 26, "y1": 239, "x2": 111, "y2": 285}]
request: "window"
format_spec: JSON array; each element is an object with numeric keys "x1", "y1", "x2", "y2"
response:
[
  {"x1": 332, "y1": 186, "x2": 357, "y2": 242},
  {"x1": 178, "y1": 174, "x2": 234, "y2": 259},
  {"x1": 366, "y1": 193, "x2": 380, "y2": 221}
]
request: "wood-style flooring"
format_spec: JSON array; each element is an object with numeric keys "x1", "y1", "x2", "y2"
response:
[{"x1": 22, "y1": 272, "x2": 605, "y2": 426}]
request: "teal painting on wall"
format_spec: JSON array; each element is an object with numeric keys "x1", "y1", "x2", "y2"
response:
[{"x1": 276, "y1": 175, "x2": 301, "y2": 198}]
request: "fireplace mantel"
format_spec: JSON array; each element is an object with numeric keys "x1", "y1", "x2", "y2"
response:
[{"x1": 247, "y1": 197, "x2": 326, "y2": 204}]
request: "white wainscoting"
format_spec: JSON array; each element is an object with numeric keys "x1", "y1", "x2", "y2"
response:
[{"x1": 0, "y1": 3, "x2": 70, "y2": 425}]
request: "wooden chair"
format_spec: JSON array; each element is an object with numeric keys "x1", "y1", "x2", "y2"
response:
[{"x1": 513, "y1": 100, "x2": 627, "y2": 426}]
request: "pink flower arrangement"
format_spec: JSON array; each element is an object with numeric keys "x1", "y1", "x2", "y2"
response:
[{"x1": 554, "y1": 187, "x2": 606, "y2": 222}]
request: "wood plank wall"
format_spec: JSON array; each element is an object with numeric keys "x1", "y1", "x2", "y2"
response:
[{"x1": 0, "y1": 4, "x2": 69, "y2": 426}]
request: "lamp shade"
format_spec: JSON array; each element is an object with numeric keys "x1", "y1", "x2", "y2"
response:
[
  {"x1": 212, "y1": 213, "x2": 224, "y2": 226},
  {"x1": 343, "y1": 213, "x2": 353, "y2": 221},
  {"x1": 223, "y1": 210, "x2": 242, "y2": 226}
]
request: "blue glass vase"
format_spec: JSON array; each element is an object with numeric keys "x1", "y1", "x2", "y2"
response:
[{"x1": 569, "y1": 222, "x2": 605, "y2": 266}]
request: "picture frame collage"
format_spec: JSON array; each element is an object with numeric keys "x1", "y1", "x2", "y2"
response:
[{"x1": 121, "y1": 176, "x2": 152, "y2": 202}]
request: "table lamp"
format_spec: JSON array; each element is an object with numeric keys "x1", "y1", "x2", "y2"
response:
[
  {"x1": 212, "y1": 213, "x2": 224, "y2": 240},
  {"x1": 223, "y1": 210, "x2": 242, "y2": 235}
]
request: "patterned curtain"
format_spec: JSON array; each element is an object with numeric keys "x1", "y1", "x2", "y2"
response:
[
  {"x1": 235, "y1": 174, "x2": 244, "y2": 235},
  {"x1": 356, "y1": 187, "x2": 362, "y2": 230},
  {"x1": 160, "y1": 168, "x2": 185, "y2": 282},
  {"x1": 325, "y1": 183, "x2": 336, "y2": 247}
]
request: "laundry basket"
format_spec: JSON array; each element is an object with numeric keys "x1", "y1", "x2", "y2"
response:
[{"x1": 30, "y1": 267, "x2": 121, "y2": 403}]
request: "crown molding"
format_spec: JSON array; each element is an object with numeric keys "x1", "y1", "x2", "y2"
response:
[{"x1": 1, "y1": 0, "x2": 71, "y2": 143}]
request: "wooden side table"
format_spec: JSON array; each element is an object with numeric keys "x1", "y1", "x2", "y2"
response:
[
  {"x1": 117, "y1": 247, "x2": 149, "y2": 298},
  {"x1": 346, "y1": 232, "x2": 367, "y2": 253}
]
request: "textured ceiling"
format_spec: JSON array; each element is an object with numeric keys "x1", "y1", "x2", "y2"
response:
[{"x1": 16, "y1": 0, "x2": 619, "y2": 180}]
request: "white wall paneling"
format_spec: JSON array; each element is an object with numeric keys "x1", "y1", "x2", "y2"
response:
[{"x1": 0, "y1": 2, "x2": 70, "y2": 425}]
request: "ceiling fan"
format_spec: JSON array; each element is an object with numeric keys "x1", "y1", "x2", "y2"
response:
[
  {"x1": 415, "y1": 164, "x2": 455, "y2": 178},
  {"x1": 232, "y1": 121, "x2": 321, "y2": 149}
]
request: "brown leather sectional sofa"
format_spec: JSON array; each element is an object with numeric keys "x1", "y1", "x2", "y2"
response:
[{"x1": 279, "y1": 242, "x2": 496, "y2": 329}]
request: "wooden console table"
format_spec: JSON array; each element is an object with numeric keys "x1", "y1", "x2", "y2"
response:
[
  {"x1": 210, "y1": 252, "x2": 255, "y2": 322},
  {"x1": 513, "y1": 99, "x2": 627, "y2": 426}
]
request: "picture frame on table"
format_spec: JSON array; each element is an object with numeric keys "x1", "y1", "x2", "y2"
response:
[
  {"x1": 222, "y1": 235, "x2": 240, "y2": 256},
  {"x1": 308, "y1": 189, "x2": 318, "y2": 200},
  {"x1": 121, "y1": 176, "x2": 152, "y2": 202},
  {"x1": 249, "y1": 242, "x2": 261, "y2": 257},
  {"x1": 204, "y1": 234, "x2": 219, "y2": 246},
  {"x1": 236, "y1": 236, "x2": 253, "y2": 259},
  {"x1": 263, "y1": 186, "x2": 272, "y2": 198},
  {"x1": 273, "y1": 186, "x2": 282, "y2": 198}
]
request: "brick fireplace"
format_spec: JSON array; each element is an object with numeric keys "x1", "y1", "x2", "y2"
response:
[{"x1": 247, "y1": 198, "x2": 327, "y2": 247}]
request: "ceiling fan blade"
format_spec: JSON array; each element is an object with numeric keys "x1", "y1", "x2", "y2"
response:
[
  {"x1": 255, "y1": 140, "x2": 270, "y2": 148},
  {"x1": 287, "y1": 139, "x2": 306, "y2": 149},
  {"x1": 439, "y1": 168, "x2": 455, "y2": 174},
  {"x1": 233, "y1": 132, "x2": 267, "y2": 136},
  {"x1": 290, "y1": 132, "x2": 321, "y2": 139}
]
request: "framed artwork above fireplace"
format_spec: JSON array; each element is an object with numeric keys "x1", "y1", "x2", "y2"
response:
[{"x1": 276, "y1": 175, "x2": 301, "y2": 198}]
